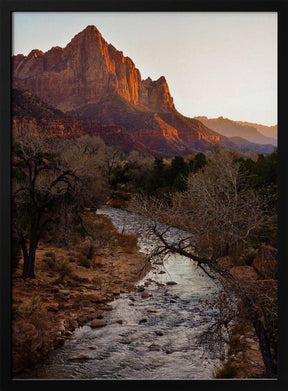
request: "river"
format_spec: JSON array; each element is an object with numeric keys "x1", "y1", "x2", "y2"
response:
[{"x1": 17, "y1": 207, "x2": 224, "y2": 380}]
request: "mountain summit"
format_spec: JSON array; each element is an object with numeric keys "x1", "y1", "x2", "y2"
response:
[
  {"x1": 13, "y1": 25, "x2": 256, "y2": 156},
  {"x1": 13, "y1": 25, "x2": 175, "y2": 114}
]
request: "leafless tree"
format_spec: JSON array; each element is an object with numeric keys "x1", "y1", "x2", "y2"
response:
[
  {"x1": 129, "y1": 150, "x2": 276, "y2": 377},
  {"x1": 12, "y1": 131, "x2": 107, "y2": 278}
]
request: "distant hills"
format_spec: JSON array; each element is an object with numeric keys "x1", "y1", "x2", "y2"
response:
[
  {"x1": 194, "y1": 116, "x2": 277, "y2": 146},
  {"x1": 12, "y1": 25, "x2": 276, "y2": 156},
  {"x1": 236, "y1": 121, "x2": 277, "y2": 140}
]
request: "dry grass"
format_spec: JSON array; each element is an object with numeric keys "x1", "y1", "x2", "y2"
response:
[{"x1": 12, "y1": 209, "x2": 149, "y2": 375}]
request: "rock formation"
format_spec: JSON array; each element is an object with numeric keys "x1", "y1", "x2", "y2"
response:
[
  {"x1": 12, "y1": 25, "x2": 235, "y2": 156},
  {"x1": 13, "y1": 25, "x2": 174, "y2": 114}
]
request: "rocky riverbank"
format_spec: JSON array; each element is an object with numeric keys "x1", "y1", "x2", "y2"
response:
[
  {"x1": 12, "y1": 206, "x2": 277, "y2": 379},
  {"x1": 12, "y1": 214, "x2": 150, "y2": 376},
  {"x1": 214, "y1": 245, "x2": 278, "y2": 378}
]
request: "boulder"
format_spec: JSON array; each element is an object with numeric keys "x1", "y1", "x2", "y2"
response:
[
  {"x1": 229, "y1": 266, "x2": 260, "y2": 281},
  {"x1": 252, "y1": 245, "x2": 277, "y2": 279},
  {"x1": 90, "y1": 319, "x2": 107, "y2": 328},
  {"x1": 58, "y1": 289, "x2": 70, "y2": 296},
  {"x1": 87, "y1": 294, "x2": 105, "y2": 303},
  {"x1": 101, "y1": 304, "x2": 113, "y2": 311},
  {"x1": 141, "y1": 291, "x2": 151, "y2": 299}
]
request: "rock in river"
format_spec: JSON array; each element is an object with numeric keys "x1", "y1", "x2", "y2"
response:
[{"x1": 90, "y1": 319, "x2": 107, "y2": 328}]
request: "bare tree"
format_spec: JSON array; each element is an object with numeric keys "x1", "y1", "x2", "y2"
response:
[
  {"x1": 12, "y1": 131, "x2": 107, "y2": 278},
  {"x1": 129, "y1": 150, "x2": 276, "y2": 378}
]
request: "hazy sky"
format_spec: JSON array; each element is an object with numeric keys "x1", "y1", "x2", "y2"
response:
[{"x1": 12, "y1": 12, "x2": 277, "y2": 126}]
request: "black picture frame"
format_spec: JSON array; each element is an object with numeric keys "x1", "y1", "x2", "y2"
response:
[{"x1": 1, "y1": 1, "x2": 287, "y2": 390}]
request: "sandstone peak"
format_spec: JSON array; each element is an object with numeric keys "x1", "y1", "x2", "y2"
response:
[
  {"x1": 27, "y1": 49, "x2": 44, "y2": 58},
  {"x1": 84, "y1": 24, "x2": 101, "y2": 33},
  {"x1": 71, "y1": 25, "x2": 102, "y2": 42},
  {"x1": 157, "y1": 76, "x2": 167, "y2": 83},
  {"x1": 13, "y1": 25, "x2": 176, "y2": 114}
]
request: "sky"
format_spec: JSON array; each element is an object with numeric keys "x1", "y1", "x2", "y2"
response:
[{"x1": 12, "y1": 12, "x2": 277, "y2": 126}]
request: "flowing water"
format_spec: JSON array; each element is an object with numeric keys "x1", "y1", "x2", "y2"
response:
[{"x1": 17, "y1": 207, "x2": 224, "y2": 380}]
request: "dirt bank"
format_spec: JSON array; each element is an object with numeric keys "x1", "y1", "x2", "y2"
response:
[{"x1": 12, "y1": 214, "x2": 150, "y2": 376}]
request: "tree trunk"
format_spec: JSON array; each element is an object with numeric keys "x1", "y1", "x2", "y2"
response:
[
  {"x1": 21, "y1": 214, "x2": 39, "y2": 279},
  {"x1": 253, "y1": 319, "x2": 276, "y2": 378},
  {"x1": 240, "y1": 288, "x2": 276, "y2": 378},
  {"x1": 22, "y1": 250, "x2": 36, "y2": 279}
]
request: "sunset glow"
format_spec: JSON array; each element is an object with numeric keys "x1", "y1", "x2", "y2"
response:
[{"x1": 12, "y1": 12, "x2": 277, "y2": 126}]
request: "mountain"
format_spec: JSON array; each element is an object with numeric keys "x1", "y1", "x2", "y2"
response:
[
  {"x1": 12, "y1": 88, "x2": 153, "y2": 154},
  {"x1": 12, "y1": 88, "x2": 83, "y2": 137},
  {"x1": 194, "y1": 116, "x2": 277, "y2": 146},
  {"x1": 235, "y1": 121, "x2": 277, "y2": 140},
  {"x1": 12, "y1": 25, "x2": 236, "y2": 156},
  {"x1": 13, "y1": 25, "x2": 275, "y2": 156},
  {"x1": 228, "y1": 136, "x2": 275, "y2": 154},
  {"x1": 13, "y1": 26, "x2": 175, "y2": 114}
]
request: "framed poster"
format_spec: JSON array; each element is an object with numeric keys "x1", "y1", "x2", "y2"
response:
[{"x1": 1, "y1": 0, "x2": 287, "y2": 390}]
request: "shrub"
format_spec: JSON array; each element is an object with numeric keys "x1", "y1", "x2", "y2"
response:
[
  {"x1": 42, "y1": 251, "x2": 57, "y2": 269},
  {"x1": 17, "y1": 294, "x2": 47, "y2": 326},
  {"x1": 44, "y1": 252, "x2": 56, "y2": 260},
  {"x1": 91, "y1": 275, "x2": 103, "y2": 287},
  {"x1": 54, "y1": 259, "x2": 72, "y2": 282},
  {"x1": 79, "y1": 242, "x2": 96, "y2": 260},
  {"x1": 78, "y1": 257, "x2": 91, "y2": 268},
  {"x1": 42, "y1": 258, "x2": 55, "y2": 268}
]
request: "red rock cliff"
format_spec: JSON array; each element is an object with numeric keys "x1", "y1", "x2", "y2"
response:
[{"x1": 13, "y1": 25, "x2": 175, "y2": 114}]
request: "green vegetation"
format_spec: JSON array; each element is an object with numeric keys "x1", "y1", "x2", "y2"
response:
[
  {"x1": 129, "y1": 148, "x2": 277, "y2": 378},
  {"x1": 109, "y1": 153, "x2": 207, "y2": 195},
  {"x1": 78, "y1": 257, "x2": 91, "y2": 269},
  {"x1": 11, "y1": 112, "x2": 277, "y2": 377}
]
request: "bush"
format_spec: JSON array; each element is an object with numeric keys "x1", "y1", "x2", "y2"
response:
[
  {"x1": 91, "y1": 275, "x2": 103, "y2": 287},
  {"x1": 42, "y1": 258, "x2": 55, "y2": 269},
  {"x1": 54, "y1": 259, "x2": 72, "y2": 282},
  {"x1": 44, "y1": 252, "x2": 56, "y2": 260},
  {"x1": 78, "y1": 257, "x2": 91, "y2": 268},
  {"x1": 42, "y1": 251, "x2": 57, "y2": 269},
  {"x1": 79, "y1": 242, "x2": 96, "y2": 260},
  {"x1": 17, "y1": 294, "x2": 47, "y2": 326}
]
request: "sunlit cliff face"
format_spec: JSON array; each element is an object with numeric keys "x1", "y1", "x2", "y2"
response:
[
  {"x1": 12, "y1": 25, "x2": 232, "y2": 156},
  {"x1": 13, "y1": 25, "x2": 175, "y2": 114}
]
